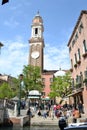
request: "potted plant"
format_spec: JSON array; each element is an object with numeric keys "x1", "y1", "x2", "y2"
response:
[{"x1": 74, "y1": 63, "x2": 77, "y2": 68}]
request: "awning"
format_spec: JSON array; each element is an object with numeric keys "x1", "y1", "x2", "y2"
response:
[
  {"x1": 41, "y1": 97, "x2": 50, "y2": 100},
  {"x1": 29, "y1": 90, "x2": 41, "y2": 96},
  {"x1": 28, "y1": 96, "x2": 40, "y2": 99}
]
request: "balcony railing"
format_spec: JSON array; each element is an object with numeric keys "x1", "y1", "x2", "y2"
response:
[{"x1": 75, "y1": 82, "x2": 82, "y2": 89}]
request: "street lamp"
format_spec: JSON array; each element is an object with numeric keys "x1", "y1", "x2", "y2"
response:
[{"x1": 18, "y1": 74, "x2": 23, "y2": 116}]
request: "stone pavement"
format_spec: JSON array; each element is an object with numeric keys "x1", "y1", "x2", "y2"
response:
[
  {"x1": 20, "y1": 109, "x2": 87, "y2": 126},
  {"x1": 30, "y1": 113, "x2": 87, "y2": 126},
  {"x1": 31, "y1": 115, "x2": 59, "y2": 126},
  {"x1": 20, "y1": 109, "x2": 59, "y2": 126}
]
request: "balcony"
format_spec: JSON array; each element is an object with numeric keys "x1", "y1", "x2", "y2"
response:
[{"x1": 75, "y1": 83, "x2": 82, "y2": 88}]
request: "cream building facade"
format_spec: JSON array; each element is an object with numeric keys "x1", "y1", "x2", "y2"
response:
[{"x1": 68, "y1": 10, "x2": 87, "y2": 114}]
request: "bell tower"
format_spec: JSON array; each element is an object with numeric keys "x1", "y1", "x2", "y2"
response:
[{"x1": 28, "y1": 12, "x2": 44, "y2": 72}]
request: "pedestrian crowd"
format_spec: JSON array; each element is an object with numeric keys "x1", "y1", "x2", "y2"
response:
[
  {"x1": 25, "y1": 99, "x2": 84, "y2": 129},
  {"x1": 1, "y1": 97, "x2": 85, "y2": 129},
  {"x1": 26, "y1": 100, "x2": 84, "y2": 123}
]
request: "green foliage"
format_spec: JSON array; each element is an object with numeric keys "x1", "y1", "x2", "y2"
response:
[
  {"x1": 22, "y1": 65, "x2": 43, "y2": 92},
  {"x1": 49, "y1": 71, "x2": 72, "y2": 99},
  {"x1": 83, "y1": 78, "x2": 87, "y2": 83},
  {"x1": 0, "y1": 82, "x2": 16, "y2": 99}
]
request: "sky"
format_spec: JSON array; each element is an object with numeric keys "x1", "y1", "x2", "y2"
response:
[{"x1": 0, "y1": 0, "x2": 87, "y2": 77}]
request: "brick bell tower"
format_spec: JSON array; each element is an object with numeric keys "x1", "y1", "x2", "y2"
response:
[{"x1": 28, "y1": 11, "x2": 44, "y2": 72}]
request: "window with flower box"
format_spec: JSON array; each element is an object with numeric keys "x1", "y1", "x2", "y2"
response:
[
  {"x1": 78, "y1": 22, "x2": 83, "y2": 34},
  {"x1": 74, "y1": 53, "x2": 77, "y2": 67},
  {"x1": 77, "y1": 48, "x2": 81, "y2": 64},
  {"x1": 82, "y1": 40, "x2": 87, "y2": 57},
  {"x1": 83, "y1": 68, "x2": 87, "y2": 83},
  {"x1": 76, "y1": 75, "x2": 81, "y2": 88},
  {"x1": 70, "y1": 59, "x2": 73, "y2": 72}
]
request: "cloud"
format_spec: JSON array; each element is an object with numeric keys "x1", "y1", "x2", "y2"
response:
[
  {"x1": 4, "y1": 18, "x2": 19, "y2": 28},
  {"x1": 10, "y1": 4, "x2": 22, "y2": 11},
  {"x1": 0, "y1": 40, "x2": 28, "y2": 77},
  {"x1": 0, "y1": 39, "x2": 70, "y2": 78},
  {"x1": 44, "y1": 42, "x2": 70, "y2": 70}
]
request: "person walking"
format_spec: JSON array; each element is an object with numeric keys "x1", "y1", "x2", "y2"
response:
[
  {"x1": 37, "y1": 109, "x2": 42, "y2": 116},
  {"x1": 58, "y1": 112, "x2": 67, "y2": 130},
  {"x1": 27, "y1": 107, "x2": 32, "y2": 125},
  {"x1": 78, "y1": 100, "x2": 84, "y2": 114},
  {"x1": 72, "y1": 107, "x2": 80, "y2": 123}
]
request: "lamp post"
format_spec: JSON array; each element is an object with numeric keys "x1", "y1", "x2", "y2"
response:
[{"x1": 18, "y1": 74, "x2": 23, "y2": 116}]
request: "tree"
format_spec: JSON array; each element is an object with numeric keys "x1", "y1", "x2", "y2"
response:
[
  {"x1": 11, "y1": 77, "x2": 21, "y2": 98},
  {"x1": 22, "y1": 65, "x2": 43, "y2": 93},
  {"x1": 0, "y1": 82, "x2": 16, "y2": 99},
  {"x1": 49, "y1": 71, "x2": 72, "y2": 99}
]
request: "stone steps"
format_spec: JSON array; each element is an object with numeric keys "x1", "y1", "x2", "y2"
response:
[{"x1": 31, "y1": 116, "x2": 58, "y2": 126}]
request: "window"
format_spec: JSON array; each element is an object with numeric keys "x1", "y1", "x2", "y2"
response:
[
  {"x1": 42, "y1": 78, "x2": 45, "y2": 83},
  {"x1": 70, "y1": 59, "x2": 73, "y2": 70},
  {"x1": 75, "y1": 32, "x2": 78, "y2": 41},
  {"x1": 75, "y1": 53, "x2": 77, "y2": 63},
  {"x1": 83, "y1": 40, "x2": 87, "y2": 53},
  {"x1": 82, "y1": 40, "x2": 87, "y2": 57},
  {"x1": 84, "y1": 68, "x2": 87, "y2": 78},
  {"x1": 78, "y1": 22, "x2": 83, "y2": 34},
  {"x1": 78, "y1": 76, "x2": 81, "y2": 84},
  {"x1": 69, "y1": 46, "x2": 71, "y2": 52},
  {"x1": 76, "y1": 75, "x2": 78, "y2": 84},
  {"x1": 71, "y1": 59, "x2": 73, "y2": 67},
  {"x1": 74, "y1": 54, "x2": 77, "y2": 67},
  {"x1": 76, "y1": 75, "x2": 81, "y2": 84},
  {"x1": 83, "y1": 68, "x2": 87, "y2": 83},
  {"x1": 35, "y1": 28, "x2": 38, "y2": 35},
  {"x1": 78, "y1": 48, "x2": 81, "y2": 60},
  {"x1": 72, "y1": 39, "x2": 75, "y2": 47},
  {"x1": 77, "y1": 48, "x2": 81, "y2": 63},
  {"x1": 80, "y1": 72, "x2": 83, "y2": 83},
  {"x1": 72, "y1": 78, "x2": 74, "y2": 89},
  {"x1": 50, "y1": 78, "x2": 53, "y2": 83}
]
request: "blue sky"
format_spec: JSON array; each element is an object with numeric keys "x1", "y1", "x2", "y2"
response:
[{"x1": 0, "y1": 0, "x2": 87, "y2": 77}]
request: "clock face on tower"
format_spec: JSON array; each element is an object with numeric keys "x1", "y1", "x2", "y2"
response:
[{"x1": 31, "y1": 51, "x2": 40, "y2": 59}]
